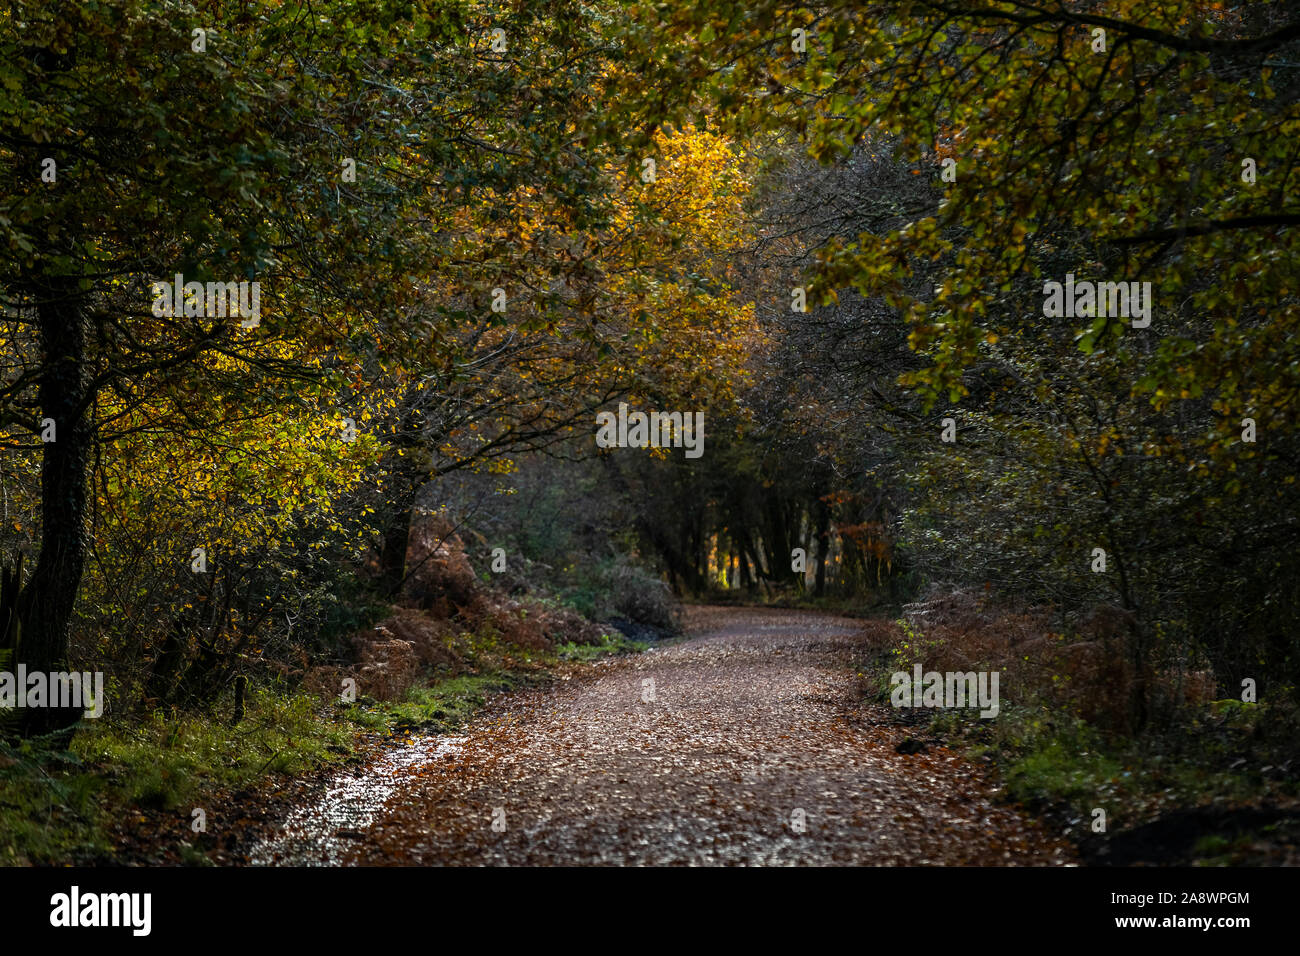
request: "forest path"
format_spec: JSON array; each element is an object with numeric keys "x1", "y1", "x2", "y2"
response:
[{"x1": 255, "y1": 605, "x2": 1075, "y2": 865}]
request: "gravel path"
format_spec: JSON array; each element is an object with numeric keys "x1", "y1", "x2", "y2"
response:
[{"x1": 266, "y1": 606, "x2": 1075, "y2": 865}]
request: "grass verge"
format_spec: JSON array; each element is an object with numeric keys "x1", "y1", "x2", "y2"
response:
[{"x1": 0, "y1": 627, "x2": 640, "y2": 865}]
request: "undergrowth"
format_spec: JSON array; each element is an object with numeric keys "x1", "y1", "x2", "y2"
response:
[
  {"x1": 0, "y1": 620, "x2": 640, "y2": 865},
  {"x1": 864, "y1": 589, "x2": 1300, "y2": 864}
]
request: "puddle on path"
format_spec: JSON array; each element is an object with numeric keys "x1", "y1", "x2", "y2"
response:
[{"x1": 251, "y1": 735, "x2": 465, "y2": 866}]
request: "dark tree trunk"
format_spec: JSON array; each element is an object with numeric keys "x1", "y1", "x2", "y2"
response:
[
  {"x1": 813, "y1": 494, "x2": 831, "y2": 597},
  {"x1": 688, "y1": 513, "x2": 704, "y2": 593},
  {"x1": 739, "y1": 530, "x2": 766, "y2": 586},
  {"x1": 231, "y1": 674, "x2": 247, "y2": 726},
  {"x1": 761, "y1": 495, "x2": 797, "y2": 586},
  {"x1": 15, "y1": 296, "x2": 93, "y2": 737},
  {"x1": 374, "y1": 385, "x2": 433, "y2": 599},
  {"x1": 378, "y1": 490, "x2": 415, "y2": 598}
]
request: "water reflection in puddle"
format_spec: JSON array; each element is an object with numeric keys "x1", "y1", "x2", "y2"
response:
[{"x1": 251, "y1": 735, "x2": 466, "y2": 866}]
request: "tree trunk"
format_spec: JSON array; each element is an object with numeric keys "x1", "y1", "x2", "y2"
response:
[
  {"x1": 377, "y1": 491, "x2": 415, "y2": 598},
  {"x1": 740, "y1": 530, "x2": 766, "y2": 584},
  {"x1": 761, "y1": 495, "x2": 796, "y2": 587},
  {"x1": 813, "y1": 495, "x2": 830, "y2": 597},
  {"x1": 15, "y1": 296, "x2": 93, "y2": 737}
]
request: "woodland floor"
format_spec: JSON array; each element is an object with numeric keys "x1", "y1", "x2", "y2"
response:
[{"x1": 244, "y1": 606, "x2": 1075, "y2": 866}]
